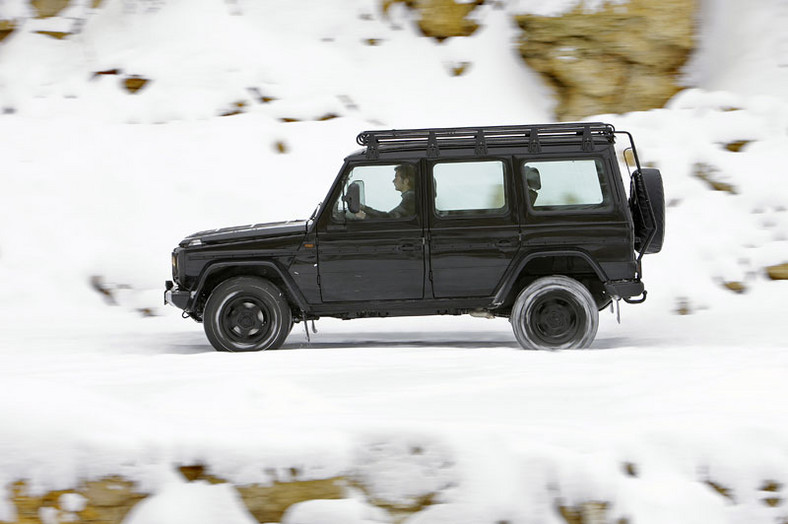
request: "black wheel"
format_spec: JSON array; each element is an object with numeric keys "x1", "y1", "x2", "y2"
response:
[
  {"x1": 511, "y1": 276, "x2": 599, "y2": 350},
  {"x1": 203, "y1": 277, "x2": 292, "y2": 352}
]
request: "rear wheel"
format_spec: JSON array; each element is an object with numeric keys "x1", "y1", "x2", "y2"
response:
[
  {"x1": 204, "y1": 277, "x2": 292, "y2": 352},
  {"x1": 511, "y1": 276, "x2": 598, "y2": 350}
]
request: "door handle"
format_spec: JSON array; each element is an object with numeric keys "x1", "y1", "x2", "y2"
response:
[
  {"x1": 398, "y1": 243, "x2": 418, "y2": 252},
  {"x1": 495, "y1": 239, "x2": 514, "y2": 248}
]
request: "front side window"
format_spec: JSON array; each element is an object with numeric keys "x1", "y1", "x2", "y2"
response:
[
  {"x1": 433, "y1": 160, "x2": 507, "y2": 216},
  {"x1": 524, "y1": 159, "x2": 608, "y2": 210},
  {"x1": 331, "y1": 163, "x2": 417, "y2": 223}
]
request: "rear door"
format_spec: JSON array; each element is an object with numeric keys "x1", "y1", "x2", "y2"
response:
[
  {"x1": 427, "y1": 158, "x2": 520, "y2": 298},
  {"x1": 518, "y1": 155, "x2": 633, "y2": 269}
]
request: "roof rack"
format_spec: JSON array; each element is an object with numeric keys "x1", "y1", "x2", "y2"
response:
[{"x1": 356, "y1": 122, "x2": 616, "y2": 159}]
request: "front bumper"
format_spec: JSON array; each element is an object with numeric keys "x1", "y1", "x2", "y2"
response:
[{"x1": 164, "y1": 280, "x2": 191, "y2": 310}]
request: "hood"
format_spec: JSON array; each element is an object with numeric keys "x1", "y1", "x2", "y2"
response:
[{"x1": 180, "y1": 220, "x2": 307, "y2": 247}]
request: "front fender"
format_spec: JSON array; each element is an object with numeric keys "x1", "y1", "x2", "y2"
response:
[{"x1": 191, "y1": 260, "x2": 309, "y2": 314}]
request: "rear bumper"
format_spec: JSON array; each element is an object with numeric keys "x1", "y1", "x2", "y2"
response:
[
  {"x1": 604, "y1": 279, "x2": 645, "y2": 301},
  {"x1": 164, "y1": 281, "x2": 191, "y2": 310}
]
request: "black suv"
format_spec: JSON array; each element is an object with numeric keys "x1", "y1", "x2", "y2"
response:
[{"x1": 165, "y1": 123, "x2": 664, "y2": 352}]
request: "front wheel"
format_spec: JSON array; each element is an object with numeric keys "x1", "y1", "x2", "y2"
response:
[
  {"x1": 511, "y1": 276, "x2": 599, "y2": 350},
  {"x1": 204, "y1": 277, "x2": 292, "y2": 352}
]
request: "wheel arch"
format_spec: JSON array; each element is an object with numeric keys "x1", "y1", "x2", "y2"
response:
[
  {"x1": 495, "y1": 250, "x2": 610, "y2": 310},
  {"x1": 191, "y1": 261, "x2": 308, "y2": 318}
]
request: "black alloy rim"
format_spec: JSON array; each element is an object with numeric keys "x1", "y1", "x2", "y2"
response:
[
  {"x1": 220, "y1": 295, "x2": 273, "y2": 345},
  {"x1": 528, "y1": 291, "x2": 584, "y2": 345}
]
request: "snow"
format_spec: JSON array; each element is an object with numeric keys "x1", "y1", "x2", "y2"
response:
[
  {"x1": 1, "y1": 0, "x2": 788, "y2": 523},
  {"x1": 281, "y1": 499, "x2": 389, "y2": 524},
  {"x1": 124, "y1": 480, "x2": 260, "y2": 524}
]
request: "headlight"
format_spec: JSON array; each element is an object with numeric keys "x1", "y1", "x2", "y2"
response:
[{"x1": 171, "y1": 251, "x2": 179, "y2": 281}]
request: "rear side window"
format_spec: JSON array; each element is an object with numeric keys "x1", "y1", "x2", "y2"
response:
[
  {"x1": 433, "y1": 160, "x2": 507, "y2": 216},
  {"x1": 524, "y1": 159, "x2": 608, "y2": 210}
]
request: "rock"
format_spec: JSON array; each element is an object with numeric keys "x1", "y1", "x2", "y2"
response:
[
  {"x1": 31, "y1": 0, "x2": 72, "y2": 18},
  {"x1": 236, "y1": 477, "x2": 346, "y2": 524},
  {"x1": 724, "y1": 140, "x2": 751, "y2": 152},
  {"x1": 692, "y1": 162, "x2": 737, "y2": 194},
  {"x1": 383, "y1": 0, "x2": 483, "y2": 41},
  {"x1": 675, "y1": 297, "x2": 692, "y2": 315},
  {"x1": 179, "y1": 464, "x2": 207, "y2": 482},
  {"x1": 558, "y1": 501, "x2": 610, "y2": 524},
  {"x1": 449, "y1": 61, "x2": 471, "y2": 76},
  {"x1": 722, "y1": 281, "x2": 747, "y2": 294},
  {"x1": 81, "y1": 477, "x2": 148, "y2": 516},
  {"x1": 123, "y1": 75, "x2": 150, "y2": 94},
  {"x1": 4, "y1": 474, "x2": 345, "y2": 524},
  {"x1": 35, "y1": 30, "x2": 71, "y2": 39},
  {"x1": 0, "y1": 20, "x2": 15, "y2": 43},
  {"x1": 176, "y1": 463, "x2": 231, "y2": 484},
  {"x1": 760, "y1": 480, "x2": 783, "y2": 508},
  {"x1": 90, "y1": 275, "x2": 117, "y2": 305},
  {"x1": 220, "y1": 100, "x2": 247, "y2": 117},
  {"x1": 516, "y1": 0, "x2": 697, "y2": 120},
  {"x1": 766, "y1": 263, "x2": 788, "y2": 280},
  {"x1": 92, "y1": 68, "x2": 122, "y2": 78},
  {"x1": 8, "y1": 477, "x2": 147, "y2": 524},
  {"x1": 705, "y1": 479, "x2": 735, "y2": 501}
]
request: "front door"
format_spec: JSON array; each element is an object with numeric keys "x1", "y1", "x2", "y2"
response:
[{"x1": 317, "y1": 163, "x2": 425, "y2": 302}]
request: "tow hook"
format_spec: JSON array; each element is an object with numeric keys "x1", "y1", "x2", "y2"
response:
[{"x1": 623, "y1": 291, "x2": 647, "y2": 304}]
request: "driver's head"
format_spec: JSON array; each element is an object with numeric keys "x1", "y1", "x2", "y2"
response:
[{"x1": 393, "y1": 164, "x2": 415, "y2": 192}]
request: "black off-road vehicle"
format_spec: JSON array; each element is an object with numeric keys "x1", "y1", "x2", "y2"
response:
[{"x1": 165, "y1": 122, "x2": 664, "y2": 351}]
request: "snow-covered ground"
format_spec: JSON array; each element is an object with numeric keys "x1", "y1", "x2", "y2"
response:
[{"x1": 1, "y1": 0, "x2": 787, "y2": 523}]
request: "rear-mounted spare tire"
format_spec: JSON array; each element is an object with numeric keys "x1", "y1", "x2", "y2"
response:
[{"x1": 630, "y1": 168, "x2": 665, "y2": 254}]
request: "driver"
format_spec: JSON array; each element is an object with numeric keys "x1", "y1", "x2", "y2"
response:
[{"x1": 356, "y1": 164, "x2": 416, "y2": 219}]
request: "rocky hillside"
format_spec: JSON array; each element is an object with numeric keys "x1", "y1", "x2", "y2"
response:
[
  {"x1": 0, "y1": 0, "x2": 698, "y2": 120},
  {"x1": 516, "y1": 0, "x2": 696, "y2": 120},
  {"x1": 386, "y1": 0, "x2": 697, "y2": 120}
]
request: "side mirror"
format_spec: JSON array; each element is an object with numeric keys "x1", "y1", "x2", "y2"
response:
[{"x1": 343, "y1": 181, "x2": 362, "y2": 214}]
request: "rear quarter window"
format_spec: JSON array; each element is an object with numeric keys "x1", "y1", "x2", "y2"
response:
[{"x1": 524, "y1": 159, "x2": 610, "y2": 211}]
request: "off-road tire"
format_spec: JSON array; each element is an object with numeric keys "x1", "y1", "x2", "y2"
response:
[
  {"x1": 204, "y1": 277, "x2": 292, "y2": 352},
  {"x1": 511, "y1": 276, "x2": 599, "y2": 350}
]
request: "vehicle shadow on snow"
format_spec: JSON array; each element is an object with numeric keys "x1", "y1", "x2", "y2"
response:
[
  {"x1": 280, "y1": 331, "x2": 634, "y2": 351},
  {"x1": 278, "y1": 335, "x2": 638, "y2": 351},
  {"x1": 281, "y1": 331, "x2": 523, "y2": 350},
  {"x1": 161, "y1": 332, "x2": 630, "y2": 354},
  {"x1": 160, "y1": 331, "x2": 523, "y2": 353}
]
